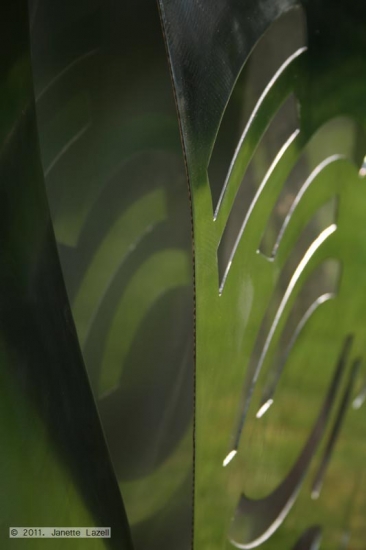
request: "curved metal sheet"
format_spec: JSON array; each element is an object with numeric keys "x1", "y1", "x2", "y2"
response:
[
  {"x1": 28, "y1": 1, "x2": 194, "y2": 549},
  {"x1": 0, "y1": 1, "x2": 133, "y2": 549},
  {"x1": 159, "y1": 0, "x2": 366, "y2": 548}
]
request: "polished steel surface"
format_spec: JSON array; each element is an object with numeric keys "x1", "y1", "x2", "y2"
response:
[
  {"x1": 3, "y1": 1, "x2": 366, "y2": 549},
  {"x1": 0, "y1": 1, "x2": 133, "y2": 549},
  {"x1": 159, "y1": 0, "x2": 366, "y2": 548},
  {"x1": 28, "y1": 1, "x2": 194, "y2": 549}
]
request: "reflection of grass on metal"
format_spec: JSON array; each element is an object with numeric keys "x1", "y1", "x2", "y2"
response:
[
  {"x1": 100, "y1": 248, "x2": 190, "y2": 396},
  {"x1": 73, "y1": 189, "x2": 167, "y2": 350},
  {"x1": 36, "y1": 43, "x2": 194, "y2": 542},
  {"x1": 121, "y1": 426, "x2": 192, "y2": 526}
]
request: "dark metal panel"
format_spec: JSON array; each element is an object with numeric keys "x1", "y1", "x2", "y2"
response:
[{"x1": 0, "y1": 1, "x2": 133, "y2": 549}]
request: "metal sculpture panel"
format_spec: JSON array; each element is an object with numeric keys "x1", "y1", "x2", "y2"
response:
[
  {"x1": 0, "y1": 1, "x2": 133, "y2": 548},
  {"x1": 28, "y1": 1, "x2": 194, "y2": 549},
  {"x1": 2, "y1": 1, "x2": 366, "y2": 549},
  {"x1": 159, "y1": 0, "x2": 366, "y2": 548}
]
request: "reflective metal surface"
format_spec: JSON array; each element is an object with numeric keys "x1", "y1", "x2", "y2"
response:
[
  {"x1": 0, "y1": 1, "x2": 133, "y2": 549},
  {"x1": 29, "y1": 1, "x2": 194, "y2": 549},
  {"x1": 3, "y1": 1, "x2": 366, "y2": 549},
  {"x1": 1, "y1": 1, "x2": 193, "y2": 549},
  {"x1": 159, "y1": 0, "x2": 366, "y2": 548}
]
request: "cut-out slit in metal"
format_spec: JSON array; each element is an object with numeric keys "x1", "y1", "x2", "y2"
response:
[
  {"x1": 260, "y1": 116, "x2": 362, "y2": 256},
  {"x1": 311, "y1": 357, "x2": 362, "y2": 499},
  {"x1": 256, "y1": 293, "x2": 334, "y2": 418},
  {"x1": 267, "y1": 159, "x2": 341, "y2": 263},
  {"x1": 262, "y1": 193, "x2": 338, "y2": 262},
  {"x1": 207, "y1": 7, "x2": 306, "y2": 210},
  {"x1": 262, "y1": 162, "x2": 348, "y2": 260},
  {"x1": 232, "y1": 216, "x2": 338, "y2": 450},
  {"x1": 223, "y1": 449, "x2": 237, "y2": 468},
  {"x1": 218, "y1": 94, "x2": 299, "y2": 287},
  {"x1": 229, "y1": 336, "x2": 353, "y2": 549},
  {"x1": 257, "y1": 259, "x2": 341, "y2": 417},
  {"x1": 219, "y1": 129, "x2": 299, "y2": 294}
]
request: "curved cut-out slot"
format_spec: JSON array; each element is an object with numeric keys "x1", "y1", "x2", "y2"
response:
[
  {"x1": 218, "y1": 94, "x2": 299, "y2": 287},
  {"x1": 219, "y1": 129, "x2": 300, "y2": 294},
  {"x1": 311, "y1": 357, "x2": 362, "y2": 499},
  {"x1": 271, "y1": 196, "x2": 338, "y2": 279},
  {"x1": 268, "y1": 163, "x2": 341, "y2": 265},
  {"x1": 260, "y1": 117, "x2": 363, "y2": 256},
  {"x1": 208, "y1": 6, "x2": 306, "y2": 210},
  {"x1": 257, "y1": 259, "x2": 341, "y2": 418},
  {"x1": 229, "y1": 336, "x2": 353, "y2": 549},
  {"x1": 232, "y1": 208, "x2": 338, "y2": 450}
]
